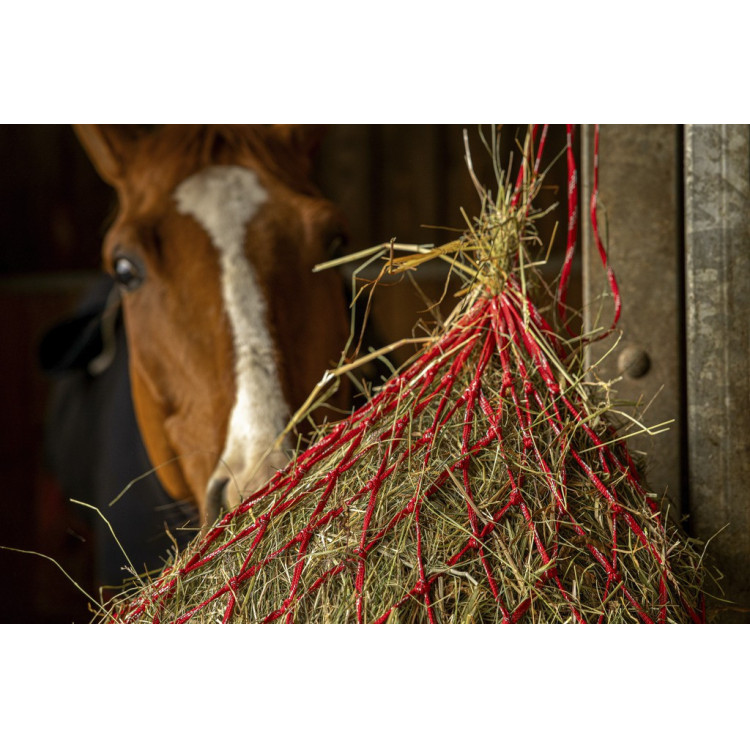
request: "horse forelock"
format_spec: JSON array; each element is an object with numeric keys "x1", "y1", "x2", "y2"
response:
[{"x1": 129, "y1": 125, "x2": 319, "y2": 197}]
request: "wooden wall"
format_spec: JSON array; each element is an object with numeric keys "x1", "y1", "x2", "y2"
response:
[{"x1": 0, "y1": 126, "x2": 113, "y2": 622}]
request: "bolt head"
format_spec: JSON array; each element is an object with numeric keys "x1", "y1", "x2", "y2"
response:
[{"x1": 618, "y1": 345, "x2": 651, "y2": 379}]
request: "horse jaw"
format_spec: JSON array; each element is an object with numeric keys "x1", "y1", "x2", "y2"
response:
[{"x1": 174, "y1": 165, "x2": 291, "y2": 526}]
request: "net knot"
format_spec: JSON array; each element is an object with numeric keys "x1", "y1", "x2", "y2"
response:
[
  {"x1": 394, "y1": 416, "x2": 409, "y2": 432},
  {"x1": 364, "y1": 477, "x2": 383, "y2": 493},
  {"x1": 546, "y1": 379, "x2": 560, "y2": 394},
  {"x1": 539, "y1": 566, "x2": 559, "y2": 582},
  {"x1": 413, "y1": 581, "x2": 430, "y2": 596}
]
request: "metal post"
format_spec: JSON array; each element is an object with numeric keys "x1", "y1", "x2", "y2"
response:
[{"x1": 684, "y1": 125, "x2": 750, "y2": 622}]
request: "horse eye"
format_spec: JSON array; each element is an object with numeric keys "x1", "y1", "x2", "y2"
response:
[{"x1": 113, "y1": 255, "x2": 145, "y2": 291}]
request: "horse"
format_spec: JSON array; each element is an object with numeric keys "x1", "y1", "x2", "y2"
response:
[{"x1": 58, "y1": 125, "x2": 351, "y2": 539}]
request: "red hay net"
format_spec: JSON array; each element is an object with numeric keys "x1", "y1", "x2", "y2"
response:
[{"x1": 110, "y1": 126, "x2": 708, "y2": 624}]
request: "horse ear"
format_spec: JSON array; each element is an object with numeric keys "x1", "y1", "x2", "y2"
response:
[
  {"x1": 73, "y1": 125, "x2": 141, "y2": 185},
  {"x1": 272, "y1": 125, "x2": 328, "y2": 160}
]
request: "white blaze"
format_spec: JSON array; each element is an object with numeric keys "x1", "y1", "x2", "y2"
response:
[{"x1": 174, "y1": 165, "x2": 289, "y2": 504}]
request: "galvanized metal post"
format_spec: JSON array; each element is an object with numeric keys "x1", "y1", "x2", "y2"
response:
[
  {"x1": 684, "y1": 125, "x2": 750, "y2": 622},
  {"x1": 581, "y1": 125, "x2": 685, "y2": 510}
]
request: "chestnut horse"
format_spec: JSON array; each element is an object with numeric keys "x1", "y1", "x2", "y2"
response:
[{"x1": 74, "y1": 125, "x2": 350, "y2": 527}]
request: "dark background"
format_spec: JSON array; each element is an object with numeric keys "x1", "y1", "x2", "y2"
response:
[{"x1": 0, "y1": 125, "x2": 573, "y2": 623}]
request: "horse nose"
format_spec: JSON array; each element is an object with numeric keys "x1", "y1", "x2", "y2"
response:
[{"x1": 204, "y1": 448, "x2": 289, "y2": 527}]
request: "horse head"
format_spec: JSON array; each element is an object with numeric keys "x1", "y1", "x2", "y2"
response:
[{"x1": 74, "y1": 124, "x2": 350, "y2": 526}]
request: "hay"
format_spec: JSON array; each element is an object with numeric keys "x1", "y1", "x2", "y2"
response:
[{"x1": 106, "y1": 125, "x2": 720, "y2": 624}]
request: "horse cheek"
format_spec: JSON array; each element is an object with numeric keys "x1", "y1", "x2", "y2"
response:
[{"x1": 128, "y1": 354, "x2": 192, "y2": 502}]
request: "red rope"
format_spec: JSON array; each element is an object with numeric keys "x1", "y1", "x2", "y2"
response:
[
  {"x1": 557, "y1": 124, "x2": 578, "y2": 334},
  {"x1": 589, "y1": 124, "x2": 622, "y2": 339},
  {"x1": 556, "y1": 123, "x2": 622, "y2": 343}
]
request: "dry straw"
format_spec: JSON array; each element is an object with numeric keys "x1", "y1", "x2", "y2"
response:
[{"x1": 106, "y1": 125, "x2": 721, "y2": 624}]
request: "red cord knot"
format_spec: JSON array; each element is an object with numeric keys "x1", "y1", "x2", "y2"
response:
[
  {"x1": 523, "y1": 380, "x2": 534, "y2": 395},
  {"x1": 523, "y1": 435, "x2": 534, "y2": 450},
  {"x1": 406, "y1": 499, "x2": 416, "y2": 513},
  {"x1": 413, "y1": 581, "x2": 430, "y2": 596},
  {"x1": 501, "y1": 373, "x2": 513, "y2": 392},
  {"x1": 463, "y1": 383, "x2": 478, "y2": 400},
  {"x1": 468, "y1": 538, "x2": 480, "y2": 550},
  {"x1": 393, "y1": 416, "x2": 407, "y2": 432},
  {"x1": 510, "y1": 488, "x2": 522, "y2": 505},
  {"x1": 364, "y1": 477, "x2": 382, "y2": 493},
  {"x1": 540, "y1": 566, "x2": 558, "y2": 581},
  {"x1": 326, "y1": 468, "x2": 341, "y2": 483}
]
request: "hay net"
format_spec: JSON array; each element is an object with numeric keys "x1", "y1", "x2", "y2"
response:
[{"x1": 109, "y1": 125, "x2": 716, "y2": 624}]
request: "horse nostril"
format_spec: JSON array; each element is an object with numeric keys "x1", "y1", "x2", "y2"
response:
[{"x1": 205, "y1": 475, "x2": 230, "y2": 526}]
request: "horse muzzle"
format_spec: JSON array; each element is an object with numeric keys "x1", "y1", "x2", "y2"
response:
[{"x1": 203, "y1": 445, "x2": 290, "y2": 527}]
